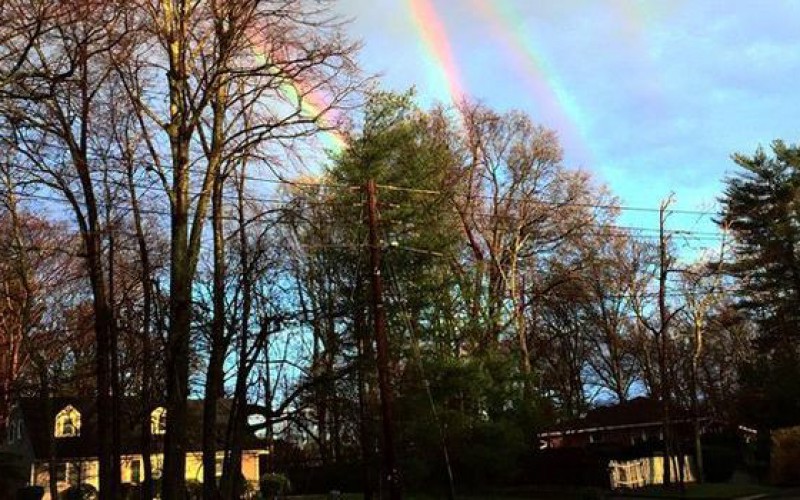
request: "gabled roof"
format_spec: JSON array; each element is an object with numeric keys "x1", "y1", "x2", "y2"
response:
[
  {"x1": 13, "y1": 397, "x2": 267, "y2": 460},
  {"x1": 540, "y1": 397, "x2": 690, "y2": 437}
]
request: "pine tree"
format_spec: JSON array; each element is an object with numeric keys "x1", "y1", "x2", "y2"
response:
[
  {"x1": 720, "y1": 140, "x2": 800, "y2": 428},
  {"x1": 721, "y1": 140, "x2": 800, "y2": 351}
]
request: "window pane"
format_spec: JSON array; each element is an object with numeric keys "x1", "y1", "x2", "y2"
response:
[{"x1": 132, "y1": 460, "x2": 141, "y2": 483}]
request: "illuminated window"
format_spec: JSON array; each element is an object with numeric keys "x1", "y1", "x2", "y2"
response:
[
  {"x1": 151, "y1": 455, "x2": 163, "y2": 479},
  {"x1": 131, "y1": 459, "x2": 141, "y2": 483},
  {"x1": 54, "y1": 406, "x2": 81, "y2": 438},
  {"x1": 151, "y1": 407, "x2": 167, "y2": 435}
]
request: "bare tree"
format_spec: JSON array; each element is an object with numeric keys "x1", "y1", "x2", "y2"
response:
[
  {"x1": 581, "y1": 233, "x2": 651, "y2": 403},
  {"x1": 675, "y1": 228, "x2": 727, "y2": 483},
  {"x1": 630, "y1": 195, "x2": 681, "y2": 486},
  {"x1": 111, "y1": 1, "x2": 362, "y2": 495},
  {"x1": 0, "y1": 2, "x2": 132, "y2": 494},
  {"x1": 453, "y1": 103, "x2": 613, "y2": 398}
]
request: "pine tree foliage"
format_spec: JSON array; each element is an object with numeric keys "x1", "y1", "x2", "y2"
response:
[
  {"x1": 721, "y1": 140, "x2": 800, "y2": 350},
  {"x1": 721, "y1": 140, "x2": 800, "y2": 428}
]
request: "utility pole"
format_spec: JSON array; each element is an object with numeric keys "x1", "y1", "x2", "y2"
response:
[
  {"x1": 658, "y1": 195, "x2": 674, "y2": 487},
  {"x1": 365, "y1": 179, "x2": 401, "y2": 500}
]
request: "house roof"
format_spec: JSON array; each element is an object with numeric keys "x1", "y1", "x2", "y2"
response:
[
  {"x1": 13, "y1": 397, "x2": 267, "y2": 460},
  {"x1": 540, "y1": 397, "x2": 691, "y2": 437}
]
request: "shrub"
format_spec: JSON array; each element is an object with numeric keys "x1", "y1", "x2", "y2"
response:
[
  {"x1": 185, "y1": 479, "x2": 203, "y2": 499},
  {"x1": 454, "y1": 420, "x2": 526, "y2": 488},
  {"x1": 521, "y1": 448, "x2": 610, "y2": 487},
  {"x1": 152, "y1": 477, "x2": 162, "y2": 496},
  {"x1": 119, "y1": 483, "x2": 139, "y2": 500},
  {"x1": 703, "y1": 445, "x2": 738, "y2": 482},
  {"x1": 771, "y1": 426, "x2": 800, "y2": 485},
  {"x1": 15, "y1": 486, "x2": 44, "y2": 500},
  {"x1": 284, "y1": 463, "x2": 361, "y2": 494},
  {"x1": 59, "y1": 484, "x2": 97, "y2": 500},
  {"x1": 243, "y1": 480, "x2": 260, "y2": 499},
  {"x1": 260, "y1": 473, "x2": 291, "y2": 499}
]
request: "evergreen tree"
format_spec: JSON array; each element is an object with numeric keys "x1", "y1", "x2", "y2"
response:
[
  {"x1": 720, "y1": 140, "x2": 800, "y2": 427},
  {"x1": 721, "y1": 140, "x2": 800, "y2": 350}
]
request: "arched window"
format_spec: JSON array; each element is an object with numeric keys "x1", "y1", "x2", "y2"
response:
[
  {"x1": 54, "y1": 405, "x2": 81, "y2": 438},
  {"x1": 151, "y1": 407, "x2": 167, "y2": 435}
]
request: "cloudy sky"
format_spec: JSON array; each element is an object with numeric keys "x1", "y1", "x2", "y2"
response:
[{"x1": 331, "y1": 0, "x2": 800, "y2": 248}]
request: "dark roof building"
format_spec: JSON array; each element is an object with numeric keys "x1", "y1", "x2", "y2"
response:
[
  {"x1": 5, "y1": 397, "x2": 269, "y2": 498},
  {"x1": 9, "y1": 397, "x2": 266, "y2": 460},
  {"x1": 538, "y1": 397, "x2": 697, "y2": 449}
]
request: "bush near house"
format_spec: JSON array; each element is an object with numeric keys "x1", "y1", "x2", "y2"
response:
[
  {"x1": 59, "y1": 483, "x2": 97, "y2": 500},
  {"x1": 701, "y1": 431, "x2": 742, "y2": 483},
  {"x1": 771, "y1": 426, "x2": 800, "y2": 485},
  {"x1": 185, "y1": 479, "x2": 203, "y2": 499},
  {"x1": 521, "y1": 447, "x2": 610, "y2": 488},
  {"x1": 261, "y1": 472, "x2": 292, "y2": 498},
  {"x1": 119, "y1": 483, "x2": 140, "y2": 499},
  {"x1": 283, "y1": 464, "x2": 360, "y2": 494},
  {"x1": 16, "y1": 486, "x2": 44, "y2": 500},
  {"x1": 703, "y1": 445, "x2": 738, "y2": 482}
]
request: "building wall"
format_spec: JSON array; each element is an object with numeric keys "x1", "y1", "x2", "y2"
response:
[
  {"x1": 32, "y1": 450, "x2": 264, "y2": 499},
  {"x1": 609, "y1": 455, "x2": 695, "y2": 488},
  {"x1": 32, "y1": 460, "x2": 99, "y2": 500}
]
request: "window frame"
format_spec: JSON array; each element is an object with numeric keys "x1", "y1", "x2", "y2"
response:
[
  {"x1": 151, "y1": 407, "x2": 167, "y2": 436},
  {"x1": 54, "y1": 405, "x2": 81, "y2": 438}
]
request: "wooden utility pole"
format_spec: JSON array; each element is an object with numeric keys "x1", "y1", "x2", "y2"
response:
[
  {"x1": 365, "y1": 179, "x2": 402, "y2": 500},
  {"x1": 658, "y1": 196, "x2": 674, "y2": 487}
]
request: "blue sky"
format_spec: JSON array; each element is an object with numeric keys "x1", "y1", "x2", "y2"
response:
[{"x1": 333, "y1": 0, "x2": 800, "y2": 250}]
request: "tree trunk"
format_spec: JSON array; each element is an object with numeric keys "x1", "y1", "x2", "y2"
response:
[
  {"x1": 690, "y1": 353, "x2": 704, "y2": 483},
  {"x1": 162, "y1": 3, "x2": 194, "y2": 494},
  {"x1": 43, "y1": 374, "x2": 58, "y2": 500},
  {"x1": 512, "y1": 267, "x2": 533, "y2": 398},
  {"x1": 78, "y1": 180, "x2": 116, "y2": 498},
  {"x1": 163, "y1": 80, "x2": 216, "y2": 500},
  {"x1": 104, "y1": 170, "x2": 123, "y2": 496},
  {"x1": 126, "y1": 163, "x2": 156, "y2": 500},
  {"x1": 356, "y1": 299, "x2": 376, "y2": 500},
  {"x1": 203, "y1": 174, "x2": 226, "y2": 500},
  {"x1": 163, "y1": 191, "x2": 192, "y2": 499}
]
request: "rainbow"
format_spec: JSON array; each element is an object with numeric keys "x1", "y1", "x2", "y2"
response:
[
  {"x1": 275, "y1": 78, "x2": 349, "y2": 153},
  {"x1": 406, "y1": 0, "x2": 467, "y2": 105},
  {"x1": 249, "y1": 36, "x2": 349, "y2": 153},
  {"x1": 471, "y1": 0, "x2": 594, "y2": 163}
]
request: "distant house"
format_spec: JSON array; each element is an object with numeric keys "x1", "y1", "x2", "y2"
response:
[
  {"x1": 538, "y1": 397, "x2": 701, "y2": 450},
  {"x1": 537, "y1": 397, "x2": 701, "y2": 488},
  {"x1": 5, "y1": 397, "x2": 268, "y2": 498}
]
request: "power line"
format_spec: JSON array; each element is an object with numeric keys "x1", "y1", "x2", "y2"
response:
[
  {"x1": 0, "y1": 190, "x2": 345, "y2": 225},
  {"x1": 10, "y1": 169, "x2": 344, "y2": 208},
  {"x1": 367, "y1": 183, "x2": 719, "y2": 217},
  {"x1": 5, "y1": 151, "x2": 360, "y2": 191},
  {"x1": 2, "y1": 184, "x2": 730, "y2": 247}
]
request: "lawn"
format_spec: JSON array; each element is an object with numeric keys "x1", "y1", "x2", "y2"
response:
[
  {"x1": 286, "y1": 487, "x2": 607, "y2": 500},
  {"x1": 615, "y1": 482, "x2": 782, "y2": 498},
  {"x1": 285, "y1": 483, "x2": 787, "y2": 500}
]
